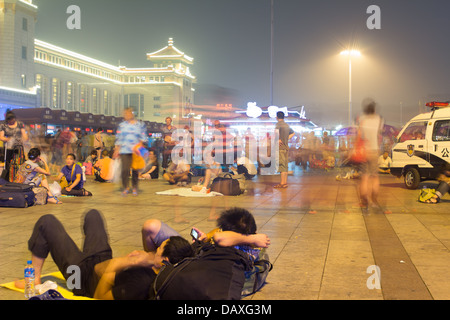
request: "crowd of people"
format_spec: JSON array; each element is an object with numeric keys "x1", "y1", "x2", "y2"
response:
[
  {"x1": 4, "y1": 100, "x2": 450, "y2": 300},
  {"x1": 0, "y1": 100, "x2": 447, "y2": 207}
]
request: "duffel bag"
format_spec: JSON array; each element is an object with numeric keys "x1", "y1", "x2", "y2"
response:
[{"x1": 210, "y1": 173, "x2": 243, "y2": 196}]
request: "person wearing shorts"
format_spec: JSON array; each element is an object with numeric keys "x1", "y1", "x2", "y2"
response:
[{"x1": 274, "y1": 111, "x2": 294, "y2": 188}]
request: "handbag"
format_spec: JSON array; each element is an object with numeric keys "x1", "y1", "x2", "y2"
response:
[
  {"x1": 418, "y1": 188, "x2": 436, "y2": 203},
  {"x1": 210, "y1": 173, "x2": 243, "y2": 196},
  {"x1": 59, "y1": 165, "x2": 76, "y2": 189},
  {"x1": 349, "y1": 131, "x2": 367, "y2": 164},
  {"x1": 131, "y1": 153, "x2": 145, "y2": 170},
  {"x1": 32, "y1": 186, "x2": 48, "y2": 205}
]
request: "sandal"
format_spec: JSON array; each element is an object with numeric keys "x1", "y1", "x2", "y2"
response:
[
  {"x1": 274, "y1": 184, "x2": 288, "y2": 188},
  {"x1": 48, "y1": 196, "x2": 63, "y2": 204}
]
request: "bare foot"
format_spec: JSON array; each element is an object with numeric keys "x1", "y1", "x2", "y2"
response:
[
  {"x1": 174, "y1": 217, "x2": 190, "y2": 224},
  {"x1": 14, "y1": 277, "x2": 41, "y2": 289}
]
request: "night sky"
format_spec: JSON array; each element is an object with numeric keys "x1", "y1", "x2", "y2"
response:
[{"x1": 32, "y1": 0, "x2": 450, "y2": 128}]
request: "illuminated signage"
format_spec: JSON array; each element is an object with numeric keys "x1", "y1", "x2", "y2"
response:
[{"x1": 243, "y1": 102, "x2": 307, "y2": 119}]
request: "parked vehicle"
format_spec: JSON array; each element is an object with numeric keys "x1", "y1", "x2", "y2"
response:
[{"x1": 390, "y1": 101, "x2": 450, "y2": 189}]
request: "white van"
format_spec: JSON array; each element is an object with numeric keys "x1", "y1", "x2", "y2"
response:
[{"x1": 390, "y1": 101, "x2": 450, "y2": 189}]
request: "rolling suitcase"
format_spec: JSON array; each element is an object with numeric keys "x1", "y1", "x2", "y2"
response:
[{"x1": 0, "y1": 178, "x2": 35, "y2": 208}]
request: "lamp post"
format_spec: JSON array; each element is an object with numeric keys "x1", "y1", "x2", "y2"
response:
[{"x1": 340, "y1": 50, "x2": 361, "y2": 126}]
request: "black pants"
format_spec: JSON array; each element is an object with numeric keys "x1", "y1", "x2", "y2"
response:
[
  {"x1": 120, "y1": 154, "x2": 139, "y2": 190},
  {"x1": 436, "y1": 180, "x2": 450, "y2": 198},
  {"x1": 162, "y1": 146, "x2": 174, "y2": 169},
  {"x1": 27, "y1": 209, "x2": 112, "y2": 297}
]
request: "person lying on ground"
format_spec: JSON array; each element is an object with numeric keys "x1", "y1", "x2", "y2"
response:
[
  {"x1": 14, "y1": 209, "x2": 193, "y2": 300},
  {"x1": 142, "y1": 207, "x2": 271, "y2": 259},
  {"x1": 425, "y1": 163, "x2": 450, "y2": 204}
]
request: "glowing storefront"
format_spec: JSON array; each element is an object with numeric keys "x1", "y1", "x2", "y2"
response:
[{"x1": 221, "y1": 102, "x2": 318, "y2": 137}]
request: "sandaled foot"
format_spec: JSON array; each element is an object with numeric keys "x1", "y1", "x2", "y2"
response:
[{"x1": 47, "y1": 196, "x2": 62, "y2": 204}]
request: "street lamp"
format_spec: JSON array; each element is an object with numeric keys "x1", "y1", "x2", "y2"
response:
[{"x1": 340, "y1": 50, "x2": 361, "y2": 126}]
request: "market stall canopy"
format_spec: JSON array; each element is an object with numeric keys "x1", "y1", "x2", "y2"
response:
[{"x1": 10, "y1": 107, "x2": 54, "y2": 124}]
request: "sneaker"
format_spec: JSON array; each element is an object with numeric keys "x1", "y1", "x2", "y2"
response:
[
  {"x1": 132, "y1": 189, "x2": 138, "y2": 196},
  {"x1": 199, "y1": 187, "x2": 207, "y2": 194},
  {"x1": 121, "y1": 189, "x2": 129, "y2": 196},
  {"x1": 35, "y1": 280, "x2": 58, "y2": 295}
]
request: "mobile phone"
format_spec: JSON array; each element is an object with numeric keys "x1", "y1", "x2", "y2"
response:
[{"x1": 190, "y1": 228, "x2": 199, "y2": 240}]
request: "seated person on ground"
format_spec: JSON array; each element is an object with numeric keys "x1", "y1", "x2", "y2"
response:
[
  {"x1": 56, "y1": 153, "x2": 92, "y2": 196},
  {"x1": 163, "y1": 156, "x2": 190, "y2": 186},
  {"x1": 378, "y1": 151, "x2": 392, "y2": 174},
  {"x1": 93, "y1": 150, "x2": 114, "y2": 182},
  {"x1": 192, "y1": 156, "x2": 222, "y2": 193},
  {"x1": 15, "y1": 147, "x2": 62, "y2": 204},
  {"x1": 85, "y1": 150, "x2": 98, "y2": 166},
  {"x1": 231, "y1": 155, "x2": 257, "y2": 180},
  {"x1": 139, "y1": 149, "x2": 159, "y2": 180},
  {"x1": 14, "y1": 209, "x2": 194, "y2": 300}
]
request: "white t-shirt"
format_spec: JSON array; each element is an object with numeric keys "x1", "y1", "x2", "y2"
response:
[
  {"x1": 378, "y1": 155, "x2": 392, "y2": 168},
  {"x1": 358, "y1": 114, "x2": 384, "y2": 151},
  {"x1": 237, "y1": 156, "x2": 257, "y2": 175}
]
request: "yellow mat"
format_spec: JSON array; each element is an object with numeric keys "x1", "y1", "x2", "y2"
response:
[{"x1": 1, "y1": 271, "x2": 94, "y2": 300}]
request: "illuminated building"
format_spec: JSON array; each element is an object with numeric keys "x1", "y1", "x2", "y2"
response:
[{"x1": 0, "y1": 0, "x2": 195, "y2": 124}]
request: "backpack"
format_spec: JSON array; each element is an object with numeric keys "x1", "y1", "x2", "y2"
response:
[
  {"x1": 241, "y1": 248, "x2": 273, "y2": 297},
  {"x1": 152, "y1": 243, "x2": 253, "y2": 300},
  {"x1": 13, "y1": 161, "x2": 34, "y2": 184},
  {"x1": 210, "y1": 173, "x2": 244, "y2": 196},
  {"x1": 418, "y1": 188, "x2": 436, "y2": 203}
]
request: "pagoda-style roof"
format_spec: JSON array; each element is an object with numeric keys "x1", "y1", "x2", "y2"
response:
[{"x1": 147, "y1": 38, "x2": 194, "y2": 65}]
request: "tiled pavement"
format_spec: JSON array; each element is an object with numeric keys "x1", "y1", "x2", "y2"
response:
[{"x1": 1, "y1": 166, "x2": 449, "y2": 300}]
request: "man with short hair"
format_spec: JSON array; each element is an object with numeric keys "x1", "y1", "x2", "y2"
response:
[
  {"x1": 15, "y1": 209, "x2": 193, "y2": 300},
  {"x1": 162, "y1": 116, "x2": 177, "y2": 170},
  {"x1": 274, "y1": 111, "x2": 294, "y2": 188},
  {"x1": 142, "y1": 207, "x2": 270, "y2": 258}
]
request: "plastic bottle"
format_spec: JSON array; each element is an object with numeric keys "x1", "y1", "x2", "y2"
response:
[{"x1": 24, "y1": 260, "x2": 35, "y2": 299}]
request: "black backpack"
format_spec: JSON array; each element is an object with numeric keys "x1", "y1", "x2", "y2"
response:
[{"x1": 152, "y1": 243, "x2": 253, "y2": 300}]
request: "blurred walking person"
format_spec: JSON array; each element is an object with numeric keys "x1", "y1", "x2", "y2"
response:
[
  {"x1": 357, "y1": 99, "x2": 384, "y2": 209},
  {"x1": 113, "y1": 108, "x2": 146, "y2": 196}
]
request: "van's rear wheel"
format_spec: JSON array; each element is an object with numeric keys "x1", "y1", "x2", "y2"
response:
[{"x1": 404, "y1": 167, "x2": 420, "y2": 189}]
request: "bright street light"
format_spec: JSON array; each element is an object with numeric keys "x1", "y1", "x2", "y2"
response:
[
  {"x1": 340, "y1": 49, "x2": 361, "y2": 126},
  {"x1": 340, "y1": 50, "x2": 361, "y2": 57}
]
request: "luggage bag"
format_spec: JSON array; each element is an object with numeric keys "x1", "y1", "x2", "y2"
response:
[{"x1": 0, "y1": 179, "x2": 35, "y2": 208}]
